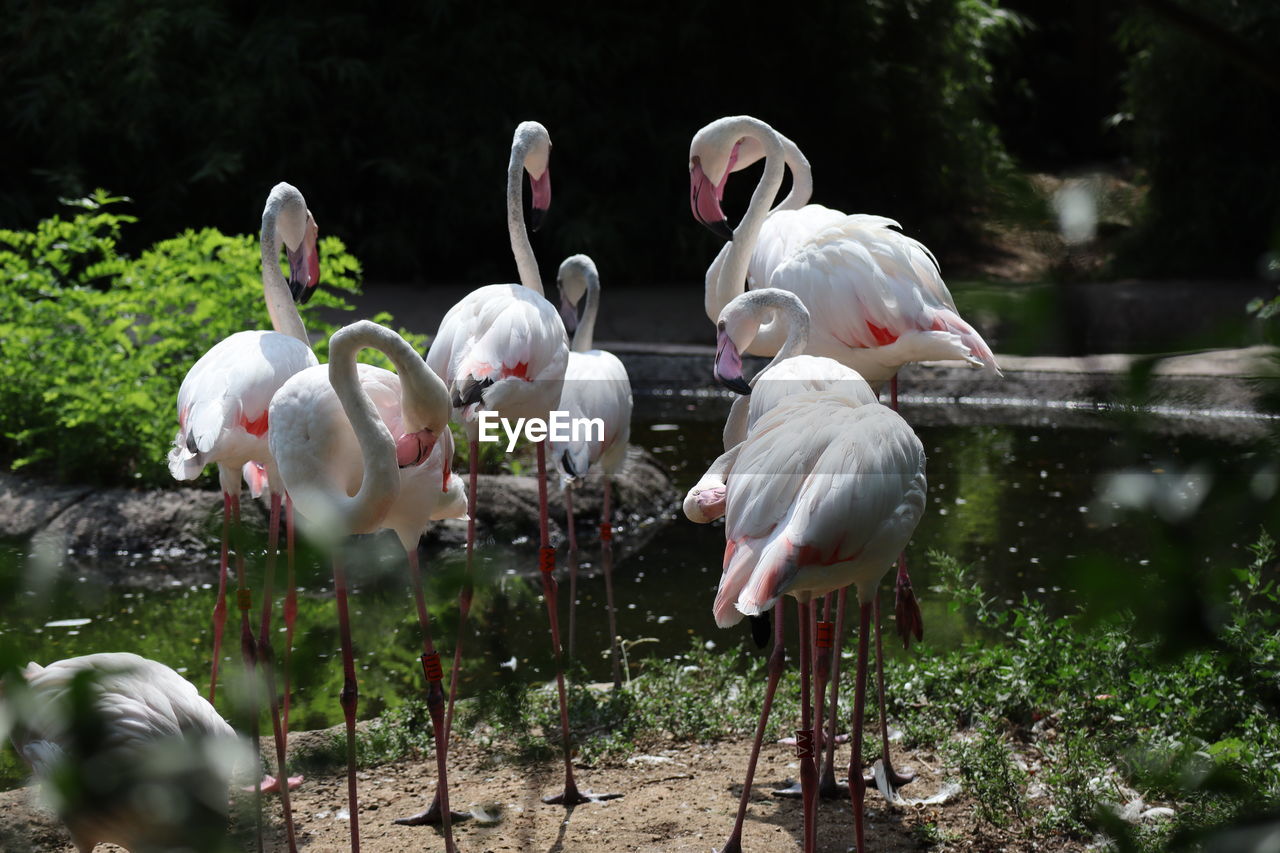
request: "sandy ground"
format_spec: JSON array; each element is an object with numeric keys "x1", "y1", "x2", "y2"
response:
[{"x1": 1, "y1": 731, "x2": 1086, "y2": 853}]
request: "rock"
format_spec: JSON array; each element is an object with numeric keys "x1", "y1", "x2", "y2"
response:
[{"x1": 0, "y1": 472, "x2": 93, "y2": 539}]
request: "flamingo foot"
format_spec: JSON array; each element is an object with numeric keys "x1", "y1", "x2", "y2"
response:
[
  {"x1": 392, "y1": 804, "x2": 472, "y2": 826},
  {"x1": 816, "y1": 775, "x2": 849, "y2": 800},
  {"x1": 770, "y1": 780, "x2": 803, "y2": 799},
  {"x1": 895, "y1": 572, "x2": 924, "y2": 649},
  {"x1": 778, "y1": 732, "x2": 847, "y2": 746},
  {"x1": 714, "y1": 837, "x2": 743, "y2": 853},
  {"x1": 542, "y1": 787, "x2": 622, "y2": 806},
  {"x1": 863, "y1": 757, "x2": 917, "y2": 794},
  {"x1": 246, "y1": 774, "x2": 304, "y2": 793}
]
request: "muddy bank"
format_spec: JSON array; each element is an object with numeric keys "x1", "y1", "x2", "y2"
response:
[{"x1": 0, "y1": 447, "x2": 674, "y2": 587}]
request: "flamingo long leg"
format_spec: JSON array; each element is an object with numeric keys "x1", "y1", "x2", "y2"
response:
[
  {"x1": 813, "y1": 595, "x2": 833, "y2": 763},
  {"x1": 332, "y1": 548, "x2": 361, "y2": 853},
  {"x1": 716, "y1": 607, "x2": 785, "y2": 853},
  {"x1": 797, "y1": 599, "x2": 818, "y2": 853},
  {"x1": 281, "y1": 495, "x2": 298, "y2": 744},
  {"x1": 565, "y1": 486, "x2": 579, "y2": 659},
  {"x1": 537, "y1": 440, "x2": 589, "y2": 805},
  {"x1": 399, "y1": 441, "x2": 478, "y2": 827},
  {"x1": 601, "y1": 475, "x2": 621, "y2": 690},
  {"x1": 230, "y1": 493, "x2": 264, "y2": 853},
  {"x1": 209, "y1": 491, "x2": 232, "y2": 703},
  {"x1": 847, "y1": 601, "x2": 874, "y2": 853},
  {"x1": 254, "y1": 494, "x2": 298, "y2": 853},
  {"x1": 889, "y1": 376, "x2": 924, "y2": 648},
  {"x1": 869, "y1": 594, "x2": 916, "y2": 790},
  {"x1": 818, "y1": 588, "x2": 850, "y2": 799},
  {"x1": 404, "y1": 547, "x2": 458, "y2": 853}
]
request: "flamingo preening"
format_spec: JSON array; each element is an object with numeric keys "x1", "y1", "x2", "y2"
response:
[
  {"x1": 5, "y1": 653, "x2": 251, "y2": 853},
  {"x1": 167, "y1": 181, "x2": 320, "y2": 843},
  {"x1": 697, "y1": 383, "x2": 926, "y2": 853},
  {"x1": 690, "y1": 114, "x2": 999, "y2": 655},
  {"x1": 551, "y1": 254, "x2": 633, "y2": 685},
  {"x1": 268, "y1": 319, "x2": 466, "y2": 853}
]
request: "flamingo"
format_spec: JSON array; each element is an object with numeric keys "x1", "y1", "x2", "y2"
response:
[
  {"x1": 268, "y1": 319, "x2": 465, "y2": 853},
  {"x1": 551, "y1": 254, "x2": 633, "y2": 686},
  {"x1": 687, "y1": 288, "x2": 915, "y2": 840},
  {"x1": 167, "y1": 181, "x2": 319, "y2": 840},
  {"x1": 700, "y1": 386, "x2": 926, "y2": 853},
  {"x1": 689, "y1": 114, "x2": 1000, "y2": 652},
  {"x1": 5, "y1": 653, "x2": 251, "y2": 853}
]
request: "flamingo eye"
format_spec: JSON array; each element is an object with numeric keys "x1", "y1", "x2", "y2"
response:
[{"x1": 717, "y1": 320, "x2": 726, "y2": 332}]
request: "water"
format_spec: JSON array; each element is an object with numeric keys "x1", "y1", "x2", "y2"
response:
[{"x1": 0, "y1": 394, "x2": 1268, "y2": 735}]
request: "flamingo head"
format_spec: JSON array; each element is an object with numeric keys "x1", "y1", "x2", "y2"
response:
[
  {"x1": 689, "y1": 120, "x2": 748, "y2": 241},
  {"x1": 515, "y1": 121, "x2": 552, "y2": 232},
  {"x1": 395, "y1": 427, "x2": 438, "y2": 469},
  {"x1": 713, "y1": 302, "x2": 760, "y2": 395},
  {"x1": 556, "y1": 253, "x2": 598, "y2": 335},
  {"x1": 285, "y1": 210, "x2": 321, "y2": 304}
]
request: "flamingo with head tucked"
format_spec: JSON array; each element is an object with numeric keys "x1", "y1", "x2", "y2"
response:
[
  {"x1": 699, "y1": 385, "x2": 926, "y2": 853},
  {"x1": 551, "y1": 254, "x2": 633, "y2": 686},
  {"x1": 269, "y1": 319, "x2": 466, "y2": 853}
]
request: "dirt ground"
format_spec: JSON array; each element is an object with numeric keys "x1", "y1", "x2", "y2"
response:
[{"x1": 1, "y1": 730, "x2": 1086, "y2": 853}]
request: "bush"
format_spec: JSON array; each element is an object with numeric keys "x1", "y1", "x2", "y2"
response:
[{"x1": 0, "y1": 191, "x2": 424, "y2": 487}]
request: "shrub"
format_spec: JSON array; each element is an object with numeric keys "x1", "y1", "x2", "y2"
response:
[{"x1": 0, "y1": 191, "x2": 425, "y2": 487}]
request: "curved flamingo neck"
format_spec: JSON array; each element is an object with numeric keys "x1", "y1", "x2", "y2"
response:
[
  {"x1": 261, "y1": 192, "x2": 308, "y2": 345},
  {"x1": 507, "y1": 153, "x2": 543, "y2": 296},
  {"x1": 776, "y1": 134, "x2": 813, "y2": 212},
  {"x1": 571, "y1": 275, "x2": 600, "y2": 354},
  {"x1": 743, "y1": 290, "x2": 810, "y2": 378},
  {"x1": 326, "y1": 321, "x2": 450, "y2": 533},
  {"x1": 708, "y1": 120, "x2": 787, "y2": 325}
]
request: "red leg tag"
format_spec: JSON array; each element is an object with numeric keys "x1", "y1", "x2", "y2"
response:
[
  {"x1": 816, "y1": 620, "x2": 835, "y2": 649},
  {"x1": 599, "y1": 522, "x2": 613, "y2": 541},
  {"x1": 420, "y1": 651, "x2": 443, "y2": 683},
  {"x1": 236, "y1": 588, "x2": 253, "y2": 612},
  {"x1": 539, "y1": 547, "x2": 557, "y2": 574}
]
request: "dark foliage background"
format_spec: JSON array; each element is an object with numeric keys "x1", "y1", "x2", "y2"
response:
[{"x1": 1, "y1": 0, "x2": 1022, "y2": 285}]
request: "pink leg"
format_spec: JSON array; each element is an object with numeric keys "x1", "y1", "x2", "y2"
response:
[
  {"x1": 797, "y1": 600, "x2": 818, "y2": 853},
  {"x1": 565, "y1": 487, "x2": 579, "y2": 659},
  {"x1": 717, "y1": 608, "x2": 785, "y2": 853},
  {"x1": 817, "y1": 588, "x2": 850, "y2": 799},
  {"x1": 813, "y1": 595, "x2": 833, "y2": 760},
  {"x1": 847, "y1": 601, "x2": 873, "y2": 853},
  {"x1": 282, "y1": 495, "x2": 298, "y2": 744},
  {"x1": 230, "y1": 494, "x2": 264, "y2": 853},
  {"x1": 889, "y1": 376, "x2": 924, "y2": 649},
  {"x1": 538, "y1": 441, "x2": 619, "y2": 806},
  {"x1": 333, "y1": 549, "x2": 361, "y2": 853},
  {"x1": 867, "y1": 594, "x2": 915, "y2": 791},
  {"x1": 601, "y1": 476, "x2": 621, "y2": 690},
  {"x1": 398, "y1": 443, "x2": 476, "y2": 826},
  {"x1": 403, "y1": 547, "x2": 457, "y2": 852},
  {"x1": 209, "y1": 492, "x2": 232, "y2": 703}
]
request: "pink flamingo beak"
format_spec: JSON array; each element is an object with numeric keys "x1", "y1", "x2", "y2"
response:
[
  {"x1": 287, "y1": 215, "x2": 321, "y2": 304},
  {"x1": 395, "y1": 428, "x2": 438, "y2": 469},
  {"x1": 528, "y1": 169, "x2": 551, "y2": 232},
  {"x1": 690, "y1": 157, "x2": 733, "y2": 240},
  {"x1": 714, "y1": 329, "x2": 751, "y2": 395}
]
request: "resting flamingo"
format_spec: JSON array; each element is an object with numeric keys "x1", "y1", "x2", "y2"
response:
[
  {"x1": 167, "y1": 181, "x2": 319, "y2": 838},
  {"x1": 687, "y1": 288, "x2": 916, "y2": 840},
  {"x1": 5, "y1": 653, "x2": 251, "y2": 853},
  {"x1": 551, "y1": 254, "x2": 633, "y2": 685},
  {"x1": 690, "y1": 114, "x2": 999, "y2": 652},
  {"x1": 700, "y1": 386, "x2": 926, "y2": 853},
  {"x1": 269, "y1": 319, "x2": 466, "y2": 853}
]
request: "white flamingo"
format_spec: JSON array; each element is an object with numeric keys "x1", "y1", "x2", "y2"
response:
[
  {"x1": 703, "y1": 387, "x2": 926, "y2": 853},
  {"x1": 5, "y1": 653, "x2": 251, "y2": 853},
  {"x1": 166, "y1": 182, "x2": 319, "y2": 839},
  {"x1": 550, "y1": 254, "x2": 633, "y2": 686},
  {"x1": 419, "y1": 122, "x2": 609, "y2": 811},
  {"x1": 268, "y1": 319, "x2": 465, "y2": 853}
]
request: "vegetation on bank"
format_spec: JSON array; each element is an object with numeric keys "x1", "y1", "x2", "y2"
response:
[
  {"x1": 296, "y1": 543, "x2": 1280, "y2": 851},
  {"x1": 0, "y1": 192, "x2": 424, "y2": 487}
]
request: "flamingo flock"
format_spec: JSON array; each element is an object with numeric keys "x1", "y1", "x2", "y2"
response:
[{"x1": 5, "y1": 114, "x2": 998, "y2": 852}]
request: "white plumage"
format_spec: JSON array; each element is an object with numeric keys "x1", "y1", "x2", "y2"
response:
[
  {"x1": 690, "y1": 115, "x2": 1000, "y2": 389},
  {"x1": 6, "y1": 653, "x2": 247, "y2": 853}
]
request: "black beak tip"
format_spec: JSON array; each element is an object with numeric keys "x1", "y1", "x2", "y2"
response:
[
  {"x1": 290, "y1": 280, "x2": 315, "y2": 305},
  {"x1": 529, "y1": 206, "x2": 548, "y2": 233},
  {"x1": 716, "y1": 373, "x2": 752, "y2": 396},
  {"x1": 702, "y1": 218, "x2": 734, "y2": 241}
]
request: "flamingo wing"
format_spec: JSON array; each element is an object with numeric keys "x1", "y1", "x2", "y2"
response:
[
  {"x1": 714, "y1": 394, "x2": 926, "y2": 627},
  {"x1": 551, "y1": 349, "x2": 633, "y2": 484}
]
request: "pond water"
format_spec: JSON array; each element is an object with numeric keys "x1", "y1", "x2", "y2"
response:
[{"x1": 0, "y1": 392, "x2": 1267, "y2": 740}]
